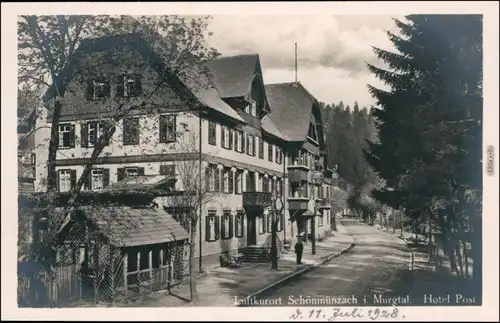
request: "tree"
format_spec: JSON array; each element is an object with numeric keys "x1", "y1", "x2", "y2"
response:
[
  {"x1": 17, "y1": 15, "x2": 219, "y2": 263},
  {"x1": 158, "y1": 128, "x2": 221, "y2": 302},
  {"x1": 365, "y1": 15, "x2": 482, "y2": 288}
]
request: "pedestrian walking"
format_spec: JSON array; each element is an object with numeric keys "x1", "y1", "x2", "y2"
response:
[{"x1": 294, "y1": 236, "x2": 304, "y2": 265}]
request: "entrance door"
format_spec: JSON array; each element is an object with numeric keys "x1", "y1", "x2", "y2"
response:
[{"x1": 247, "y1": 215, "x2": 257, "y2": 245}]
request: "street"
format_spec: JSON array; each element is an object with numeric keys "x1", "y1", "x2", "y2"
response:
[{"x1": 252, "y1": 219, "x2": 413, "y2": 306}]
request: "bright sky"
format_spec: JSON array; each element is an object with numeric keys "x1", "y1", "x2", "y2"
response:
[{"x1": 206, "y1": 15, "x2": 402, "y2": 108}]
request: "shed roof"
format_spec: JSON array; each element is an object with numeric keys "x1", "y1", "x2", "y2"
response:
[{"x1": 79, "y1": 205, "x2": 189, "y2": 247}]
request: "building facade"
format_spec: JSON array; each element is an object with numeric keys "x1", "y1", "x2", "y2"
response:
[{"x1": 34, "y1": 33, "x2": 336, "y2": 270}]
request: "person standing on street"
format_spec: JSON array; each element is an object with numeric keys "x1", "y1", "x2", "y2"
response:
[{"x1": 294, "y1": 237, "x2": 304, "y2": 265}]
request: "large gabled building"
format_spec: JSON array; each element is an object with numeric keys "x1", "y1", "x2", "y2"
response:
[{"x1": 34, "y1": 32, "x2": 337, "y2": 271}]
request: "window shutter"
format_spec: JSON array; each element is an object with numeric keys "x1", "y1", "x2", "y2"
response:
[
  {"x1": 84, "y1": 170, "x2": 92, "y2": 190},
  {"x1": 86, "y1": 80, "x2": 94, "y2": 100},
  {"x1": 233, "y1": 130, "x2": 237, "y2": 151},
  {"x1": 214, "y1": 167, "x2": 220, "y2": 192},
  {"x1": 103, "y1": 168, "x2": 110, "y2": 188},
  {"x1": 159, "y1": 115, "x2": 166, "y2": 143},
  {"x1": 69, "y1": 124, "x2": 76, "y2": 148},
  {"x1": 252, "y1": 136, "x2": 256, "y2": 156},
  {"x1": 241, "y1": 133, "x2": 245, "y2": 153},
  {"x1": 117, "y1": 168, "x2": 125, "y2": 182},
  {"x1": 205, "y1": 167, "x2": 210, "y2": 191},
  {"x1": 56, "y1": 171, "x2": 61, "y2": 192},
  {"x1": 103, "y1": 81, "x2": 111, "y2": 98},
  {"x1": 132, "y1": 118, "x2": 140, "y2": 145},
  {"x1": 103, "y1": 123, "x2": 113, "y2": 146},
  {"x1": 228, "y1": 214, "x2": 234, "y2": 239},
  {"x1": 138, "y1": 167, "x2": 145, "y2": 176},
  {"x1": 205, "y1": 216, "x2": 211, "y2": 241},
  {"x1": 116, "y1": 75, "x2": 124, "y2": 98},
  {"x1": 221, "y1": 126, "x2": 225, "y2": 148},
  {"x1": 70, "y1": 169, "x2": 77, "y2": 190},
  {"x1": 168, "y1": 116, "x2": 177, "y2": 142},
  {"x1": 229, "y1": 129, "x2": 233, "y2": 149},
  {"x1": 214, "y1": 215, "x2": 220, "y2": 240},
  {"x1": 134, "y1": 75, "x2": 142, "y2": 96},
  {"x1": 221, "y1": 215, "x2": 226, "y2": 239},
  {"x1": 229, "y1": 170, "x2": 234, "y2": 193},
  {"x1": 80, "y1": 123, "x2": 88, "y2": 148}
]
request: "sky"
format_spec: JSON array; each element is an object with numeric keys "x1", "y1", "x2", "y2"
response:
[{"x1": 205, "y1": 15, "x2": 402, "y2": 108}]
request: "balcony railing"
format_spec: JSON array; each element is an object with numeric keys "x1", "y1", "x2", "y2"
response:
[
  {"x1": 317, "y1": 198, "x2": 331, "y2": 209},
  {"x1": 287, "y1": 197, "x2": 309, "y2": 211},
  {"x1": 242, "y1": 191, "x2": 272, "y2": 208}
]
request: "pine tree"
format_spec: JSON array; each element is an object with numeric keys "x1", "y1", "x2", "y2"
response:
[{"x1": 365, "y1": 15, "x2": 482, "y2": 290}]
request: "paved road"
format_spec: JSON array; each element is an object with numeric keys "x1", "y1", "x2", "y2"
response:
[{"x1": 253, "y1": 219, "x2": 413, "y2": 307}]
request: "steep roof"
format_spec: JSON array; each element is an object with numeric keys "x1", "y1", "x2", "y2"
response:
[
  {"x1": 263, "y1": 82, "x2": 318, "y2": 142},
  {"x1": 78, "y1": 205, "x2": 189, "y2": 247},
  {"x1": 205, "y1": 54, "x2": 260, "y2": 99}
]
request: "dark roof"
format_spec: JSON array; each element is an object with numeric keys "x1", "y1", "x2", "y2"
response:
[
  {"x1": 80, "y1": 205, "x2": 189, "y2": 247},
  {"x1": 101, "y1": 175, "x2": 173, "y2": 192},
  {"x1": 205, "y1": 54, "x2": 259, "y2": 99},
  {"x1": 262, "y1": 82, "x2": 317, "y2": 142}
]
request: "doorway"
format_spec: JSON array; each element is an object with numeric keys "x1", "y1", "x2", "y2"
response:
[{"x1": 247, "y1": 214, "x2": 257, "y2": 245}]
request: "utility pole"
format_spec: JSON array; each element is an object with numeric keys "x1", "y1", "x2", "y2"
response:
[
  {"x1": 271, "y1": 203, "x2": 278, "y2": 270},
  {"x1": 312, "y1": 202, "x2": 317, "y2": 255}
]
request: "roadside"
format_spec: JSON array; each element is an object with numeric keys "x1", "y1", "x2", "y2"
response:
[
  {"x1": 120, "y1": 218, "x2": 355, "y2": 307},
  {"x1": 371, "y1": 222, "x2": 480, "y2": 306}
]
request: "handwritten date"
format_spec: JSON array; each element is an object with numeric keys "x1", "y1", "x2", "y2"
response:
[{"x1": 289, "y1": 308, "x2": 404, "y2": 321}]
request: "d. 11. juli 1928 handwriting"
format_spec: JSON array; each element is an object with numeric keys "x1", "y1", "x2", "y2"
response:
[{"x1": 289, "y1": 308, "x2": 405, "y2": 321}]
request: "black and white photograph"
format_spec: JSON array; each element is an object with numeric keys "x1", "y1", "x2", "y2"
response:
[{"x1": 2, "y1": 2, "x2": 498, "y2": 321}]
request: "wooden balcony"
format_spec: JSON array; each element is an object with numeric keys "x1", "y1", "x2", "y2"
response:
[
  {"x1": 287, "y1": 197, "x2": 309, "y2": 211},
  {"x1": 288, "y1": 168, "x2": 309, "y2": 184},
  {"x1": 243, "y1": 191, "x2": 272, "y2": 208},
  {"x1": 317, "y1": 198, "x2": 331, "y2": 209}
]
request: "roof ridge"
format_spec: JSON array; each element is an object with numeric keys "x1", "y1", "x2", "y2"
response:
[{"x1": 212, "y1": 53, "x2": 259, "y2": 61}]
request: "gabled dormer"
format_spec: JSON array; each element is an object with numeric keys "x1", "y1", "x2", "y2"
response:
[{"x1": 205, "y1": 54, "x2": 270, "y2": 124}]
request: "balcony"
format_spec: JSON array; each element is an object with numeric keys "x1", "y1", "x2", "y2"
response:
[
  {"x1": 288, "y1": 168, "x2": 309, "y2": 184},
  {"x1": 287, "y1": 197, "x2": 309, "y2": 211},
  {"x1": 243, "y1": 191, "x2": 272, "y2": 208},
  {"x1": 317, "y1": 198, "x2": 331, "y2": 210}
]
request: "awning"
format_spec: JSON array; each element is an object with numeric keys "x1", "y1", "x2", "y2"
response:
[{"x1": 79, "y1": 205, "x2": 190, "y2": 247}]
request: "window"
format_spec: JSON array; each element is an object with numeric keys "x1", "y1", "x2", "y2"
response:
[
  {"x1": 258, "y1": 174, "x2": 264, "y2": 192},
  {"x1": 258, "y1": 138, "x2": 264, "y2": 159},
  {"x1": 160, "y1": 165, "x2": 176, "y2": 190},
  {"x1": 235, "y1": 170, "x2": 243, "y2": 194},
  {"x1": 222, "y1": 167, "x2": 233, "y2": 194},
  {"x1": 123, "y1": 118, "x2": 140, "y2": 146},
  {"x1": 263, "y1": 176, "x2": 270, "y2": 193},
  {"x1": 251, "y1": 101, "x2": 257, "y2": 117},
  {"x1": 58, "y1": 124, "x2": 75, "y2": 148},
  {"x1": 246, "y1": 171, "x2": 256, "y2": 192},
  {"x1": 31, "y1": 153, "x2": 36, "y2": 165},
  {"x1": 90, "y1": 169, "x2": 104, "y2": 191},
  {"x1": 117, "y1": 167, "x2": 144, "y2": 181},
  {"x1": 87, "y1": 79, "x2": 110, "y2": 100},
  {"x1": 221, "y1": 126, "x2": 233, "y2": 149},
  {"x1": 221, "y1": 212, "x2": 233, "y2": 239},
  {"x1": 318, "y1": 213, "x2": 324, "y2": 227},
  {"x1": 88, "y1": 122, "x2": 105, "y2": 147},
  {"x1": 259, "y1": 215, "x2": 265, "y2": 234},
  {"x1": 205, "y1": 164, "x2": 220, "y2": 192},
  {"x1": 117, "y1": 75, "x2": 142, "y2": 98},
  {"x1": 276, "y1": 147, "x2": 283, "y2": 164},
  {"x1": 246, "y1": 134, "x2": 255, "y2": 156},
  {"x1": 277, "y1": 213, "x2": 284, "y2": 232},
  {"x1": 276, "y1": 179, "x2": 282, "y2": 197},
  {"x1": 267, "y1": 212, "x2": 273, "y2": 233},
  {"x1": 235, "y1": 212, "x2": 244, "y2": 238},
  {"x1": 268, "y1": 143, "x2": 273, "y2": 162},
  {"x1": 159, "y1": 115, "x2": 176, "y2": 143},
  {"x1": 58, "y1": 169, "x2": 76, "y2": 192},
  {"x1": 205, "y1": 212, "x2": 219, "y2": 242},
  {"x1": 234, "y1": 130, "x2": 244, "y2": 153},
  {"x1": 208, "y1": 121, "x2": 216, "y2": 145},
  {"x1": 308, "y1": 122, "x2": 318, "y2": 142}
]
